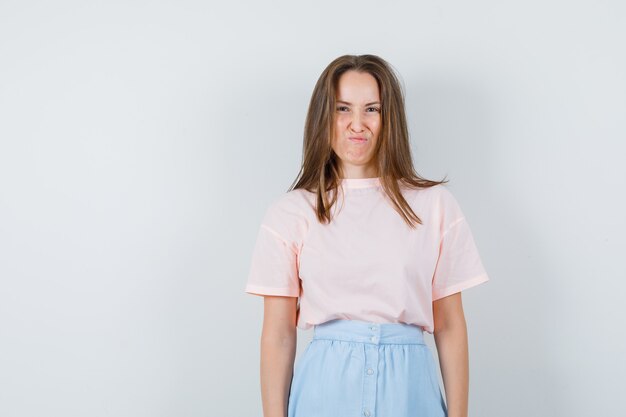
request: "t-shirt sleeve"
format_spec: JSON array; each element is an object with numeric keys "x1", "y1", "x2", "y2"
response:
[
  {"x1": 432, "y1": 187, "x2": 489, "y2": 301},
  {"x1": 244, "y1": 195, "x2": 304, "y2": 298}
]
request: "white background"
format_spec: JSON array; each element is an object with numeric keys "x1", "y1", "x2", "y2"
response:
[{"x1": 1, "y1": 1, "x2": 624, "y2": 416}]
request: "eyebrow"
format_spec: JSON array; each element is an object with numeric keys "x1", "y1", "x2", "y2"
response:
[{"x1": 336, "y1": 100, "x2": 381, "y2": 106}]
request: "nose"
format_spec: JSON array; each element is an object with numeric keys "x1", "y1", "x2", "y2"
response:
[{"x1": 349, "y1": 112, "x2": 364, "y2": 133}]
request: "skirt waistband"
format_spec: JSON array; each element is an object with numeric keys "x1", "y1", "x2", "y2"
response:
[{"x1": 312, "y1": 319, "x2": 425, "y2": 345}]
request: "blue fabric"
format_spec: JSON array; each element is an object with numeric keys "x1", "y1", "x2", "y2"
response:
[{"x1": 288, "y1": 319, "x2": 448, "y2": 417}]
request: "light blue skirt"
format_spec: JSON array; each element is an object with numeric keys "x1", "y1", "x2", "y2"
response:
[{"x1": 287, "y1": 319, "x2": 448, "y2": 417}]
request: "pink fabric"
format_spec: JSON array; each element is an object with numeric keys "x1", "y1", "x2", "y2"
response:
[{"x1": 244, "y1": 178, "x2": 489, "y2": 333}]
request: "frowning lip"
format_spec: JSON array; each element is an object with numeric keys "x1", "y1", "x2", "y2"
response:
[{"x1": 348, "y1": 136, "x2": 367, "y2": 141}]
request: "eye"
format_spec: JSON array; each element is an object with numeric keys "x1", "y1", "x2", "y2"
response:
[
  {"x1": 336, "y1": 105, "x2": 349, "y2": 112},
  {"x1": 366, "y1": 107, "x2": 381, "y2": 113}
]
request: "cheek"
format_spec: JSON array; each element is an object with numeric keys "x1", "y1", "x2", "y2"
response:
[
  {"x1": 334, "y1": 118, "x2": 348, "y2": 142},
  {"x1": 335, "y1": 115, "x2": 348, "y2": 129},
  {"x1": 365, "y1": 118, "x2": 380, "y2": 137}
]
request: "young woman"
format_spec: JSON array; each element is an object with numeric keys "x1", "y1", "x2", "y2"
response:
[{"x1": 245, "y1": 54, "x2": 490, "y2": 417}]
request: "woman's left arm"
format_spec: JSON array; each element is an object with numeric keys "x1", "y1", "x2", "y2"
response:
[{"x1": 433, "y1": 292, "x2": 469, "y2": 417}]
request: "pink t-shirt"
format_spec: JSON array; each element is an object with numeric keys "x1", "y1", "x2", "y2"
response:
[{"x1": 244, "y1": 177, "x2": 489, "y2": 334}]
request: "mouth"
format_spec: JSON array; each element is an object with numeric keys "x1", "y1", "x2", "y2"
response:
[{"x1": 348, "y1": 137, "x2": 367, "y2": 143}]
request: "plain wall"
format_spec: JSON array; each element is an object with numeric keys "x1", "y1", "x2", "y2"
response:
[{"x1": 1, "y1": 1, "x2": 624, "y2": 416}]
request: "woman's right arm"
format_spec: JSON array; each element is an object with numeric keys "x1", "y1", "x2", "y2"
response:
[{"x1": 260, "y1": 295, "x2": 298, "y2": 417}]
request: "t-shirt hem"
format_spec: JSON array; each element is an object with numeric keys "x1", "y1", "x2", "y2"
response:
[
  {"x1": 432, "y1": 273, "x2": 489, "y2": 301},
  {"x1": 245, "y1": 284, "x2": 299, "y2": 298}
]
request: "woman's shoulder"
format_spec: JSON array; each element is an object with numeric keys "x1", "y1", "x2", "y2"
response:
[
  {"x1": 426, "y1": 183, "x2": 459, "y2": 203},
  {"x1": 401, "y1": 182, "x2": 466, "y2": 219},
  {"x1": 401, "y1": 182, "x2": 455, "y2": 202},
  {"x1": 266, "y1": 187, "x2": 315, "y2": 214},
  {"x1": 259, "y1": 188, "x2": 315, "y2": 235}
]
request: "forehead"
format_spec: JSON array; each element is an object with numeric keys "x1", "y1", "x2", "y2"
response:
[{"x1": 336, "y1": 71, "x2": 380, "y2": 101}]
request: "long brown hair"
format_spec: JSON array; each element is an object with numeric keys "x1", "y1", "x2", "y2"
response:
[{"x1": 288, "y1": 54, "x2": 448, "y2": 228}]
